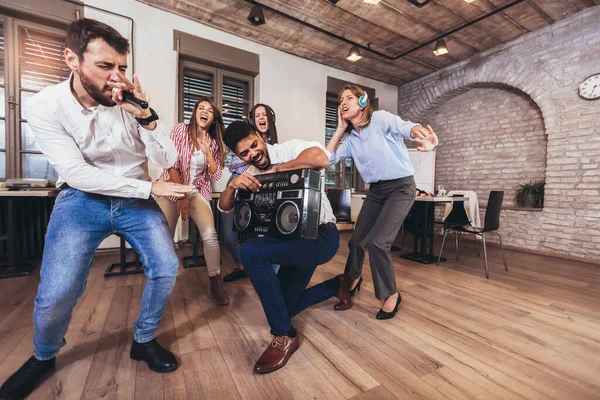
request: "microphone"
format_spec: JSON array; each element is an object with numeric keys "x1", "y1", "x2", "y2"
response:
[{"x1": 112, "y1": 88, "x2": 149, "y2": 109}]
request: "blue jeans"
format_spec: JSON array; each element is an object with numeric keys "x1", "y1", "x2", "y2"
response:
[
  {"x1": 221, "y1": 209, "x2": 242, "y2": 265},
  {"x1": 241, "y1": 225, "x2": 340, "y2": 336},
  {"x1": 33, "y1": 188, "x2": 179, "y2": 360}
]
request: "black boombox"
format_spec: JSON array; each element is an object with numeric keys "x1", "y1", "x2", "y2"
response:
[{"x1": 233, "y1": 168, "x2": 322, "y2": 239}]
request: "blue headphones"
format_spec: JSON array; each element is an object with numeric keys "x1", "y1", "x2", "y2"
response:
[{"x1": 358, "y1": 91, "x2": 368, "y2": 108}]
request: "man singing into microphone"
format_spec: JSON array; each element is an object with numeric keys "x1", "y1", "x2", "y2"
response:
[{"x1": 0, "y1": 19, "x2": 191, "y2": 399}]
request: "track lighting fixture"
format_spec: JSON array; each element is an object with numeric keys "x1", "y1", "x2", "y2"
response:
[
  {"x1": 433, "y1": 39, "x2": 448, "y2": 56},
  {"x1": 248, "y1": 5, "x2": 265, "y2": 26},
  {"x1": 347, "y1": 46, "x2": 362, "y2": 62},
  {"x1": 406, "y1": 0, "x2": 433, "y2": 7}
]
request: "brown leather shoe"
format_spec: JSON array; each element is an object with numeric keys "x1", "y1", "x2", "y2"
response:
[
  {"x1": 253, "y1": 334, "x2": 300, "y2": 374},
  {"x1": 334, "y1": 274, "x2": 353, "y2": 311},
  {"x1": 209, "y1": 274, "x2": 229, "y2": 306}
]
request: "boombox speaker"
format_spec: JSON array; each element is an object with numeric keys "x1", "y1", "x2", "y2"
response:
[{"x1": 233, "y1": 168, "x2": 322, "y2": 239}]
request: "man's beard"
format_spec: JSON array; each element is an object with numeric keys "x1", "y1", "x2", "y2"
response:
[
  {"x1": 253, "y1": 151, "x2": 271, "y2": 170},
  {"x1": 79, "y1": 70, "x2": 115, "y2": 107}
]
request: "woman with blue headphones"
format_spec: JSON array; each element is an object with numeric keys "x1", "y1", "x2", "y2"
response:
[
  {"x1": 327, "y1": 85, "x2": 438, "y2": 319},
  {"x1": 222, "y1": 103, "x2": 278, "y2": 282}
]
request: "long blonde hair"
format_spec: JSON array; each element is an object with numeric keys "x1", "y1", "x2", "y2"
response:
[
  {"x1": 338, "y1": 85, "x2": 373, "y2": 135},
  {"x1": 187, "y1": 97, "x2": 226, "y2": 166}
]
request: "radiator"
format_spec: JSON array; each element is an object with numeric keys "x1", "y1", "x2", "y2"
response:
[{"x1": 0, "y1": 197, "x2": 55, "y2": 268}]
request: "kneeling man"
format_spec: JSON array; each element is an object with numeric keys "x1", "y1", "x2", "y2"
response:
[{"x1": 219, "y1": 121, "x2": 352, "y2": 374}]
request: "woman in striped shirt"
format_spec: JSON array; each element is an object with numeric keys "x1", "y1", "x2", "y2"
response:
[
  {"x1": 156, "y1": 97, "x2": 229, "y2": 305},
  {"x1": 222, "y1": 103, "x2": 278, "y2": 282}
]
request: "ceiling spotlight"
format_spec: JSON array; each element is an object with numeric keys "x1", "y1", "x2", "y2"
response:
[
  {"x1": 407, "y1": 0, "x2": 433, "y2": 7},
  {"x1": 347, "y1": 46, "x2": 362, "y2": 62},
  {"x1": 363, "y1": 0, "x2": 381, "y2": 4},
  {"x1": 463, "y1": 0, "x2": 476, "y2": 2},
  {"x1": 248, "y1": 5, "x2": 265, "y2": 26},
  {"x1": 433, "y1": 39, "x2": 448, "y2": 56}
]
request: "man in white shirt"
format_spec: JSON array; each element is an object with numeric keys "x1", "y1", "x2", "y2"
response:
[
  {"x1": 0, "y1": 19, "x2": 191, "y2": 399},
  {"x1": 219, "y1": 121, "x2": 352, "y2": 374}
]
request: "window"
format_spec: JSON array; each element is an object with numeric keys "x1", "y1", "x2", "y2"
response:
[
  {"x1": 325, "y1": 96, "x2": 363, "y2": 190},
  {"x1": 179, "y1": 60, "x2": 253, "y2": 164},
  {"x1": 1, "y1": 15, "x2": 69, "y2": 180}
]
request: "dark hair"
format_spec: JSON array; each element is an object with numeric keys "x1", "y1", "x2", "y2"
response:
[
  {"x1": 188, "y1": 97, "x2": 227, "y2": 166},
  {"x1": 66, "y1": 18, "x2": 130, "y2": 60},
  {"x1": 223, "y1": 120, "x2": 257, "y2": 154},
  {"x1": 248, "y1": 103, "x2": 278, "y2": 144}
]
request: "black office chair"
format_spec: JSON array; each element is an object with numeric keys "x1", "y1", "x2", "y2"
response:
[
  {"x1": 434, "y1": 195, "x2": 480, "y2": 259},
  {"x1": 326, "y1": 188, "x2": 354, "y2": 230},
  {"x1": 437, "y1": 191, "x2": 508, "y2": 278}
]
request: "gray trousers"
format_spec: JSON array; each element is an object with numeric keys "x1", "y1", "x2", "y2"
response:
[{"x1": 345, "y1": 176, "x2": 416, "y2": 300}]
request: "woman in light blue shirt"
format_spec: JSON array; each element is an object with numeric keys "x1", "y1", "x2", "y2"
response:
[{"x1": 327, "y1": 85, "x2": 438, "y2": 320}]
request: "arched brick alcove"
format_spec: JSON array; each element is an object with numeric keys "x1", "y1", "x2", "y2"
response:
[{"x1": 418, "y1": 84, "x2": 547, "y2": 210}]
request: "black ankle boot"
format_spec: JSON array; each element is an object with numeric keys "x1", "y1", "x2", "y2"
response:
[
  {"x1": 130, "y1": 339, "x2": 178, "y2": 373},
  {"x1": 0, "y1": 356, "x2": 55, "y2": 400}
]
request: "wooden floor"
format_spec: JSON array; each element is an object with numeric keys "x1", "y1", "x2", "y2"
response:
[{"x1": 1, "y1": 233, "x2": 600, "y2": 400}]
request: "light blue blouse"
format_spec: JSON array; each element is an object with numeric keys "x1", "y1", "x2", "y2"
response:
[{"x1": 330, "y1": 110, "x2": 419, "y2": 183}]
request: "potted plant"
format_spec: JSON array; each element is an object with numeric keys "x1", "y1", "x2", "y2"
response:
[{"x1": 514, "y1": 180, "x2": 545, "y2": 208}]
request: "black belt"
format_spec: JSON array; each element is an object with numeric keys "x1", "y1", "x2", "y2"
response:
[
  {"x1": 372, "y1": 176, "x2": 413, "y2": 185},
  {"x1": 372, "y1": 177, "x2": 402, "y2": 184},
  {"x1": 319, "y1": 222, "x2": 337, "y2": 230}
]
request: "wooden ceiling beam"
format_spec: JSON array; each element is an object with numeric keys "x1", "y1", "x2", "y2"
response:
[
  {"x1": 526, "y1": 0, "x2": 579, "y2": 21},
  {"x1": 433, "y1": 1, "x2": 506, "y2": 48},
  {"x1": 525, "y1": 1, "x2": 555, "y2": 24},
  {"x1": 569, "y1": 0, "x2": 598, "y2": 8},
  {"x1": 377, "y1": 1, "x2": 480, "y2": 56},
  {"x1": 262, "y1": 0, "x2": 422, "y2": 54},
  {"x1": 481, "y1": 0, "x2": 529, "y2": 33}
]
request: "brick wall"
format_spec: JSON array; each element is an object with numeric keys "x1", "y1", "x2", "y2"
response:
[
  {"x1": 398, "y1": 7, "x2": 600, "y2": 261},
  {"x1": 428, "y1": 87, "x2": 546, "y2": 206}
]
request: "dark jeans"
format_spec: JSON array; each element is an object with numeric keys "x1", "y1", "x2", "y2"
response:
[
  {"x1": 345, "y1": 176, "x2": 416, "y2": 300},
  {"x1": 221, "y1": 209, "x2": 243, "y2": 265},
  {"x1": 241, "y1": 225, "x2": 340, "y2": 336}
]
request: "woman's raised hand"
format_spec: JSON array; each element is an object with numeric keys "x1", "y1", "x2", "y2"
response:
[{"x1": 411, "y1": 125, "x2": 439, "y2": 152}]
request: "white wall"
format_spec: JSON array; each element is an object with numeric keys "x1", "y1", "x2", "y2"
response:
[
  {"x1": 83, "y1": 0, "x2": 398, "y2": 246},
  {"x1": 83, "y1": 0, "x2": 399, "y2": 168}
]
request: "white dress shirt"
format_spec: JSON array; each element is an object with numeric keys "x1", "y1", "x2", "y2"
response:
[
  {"x1": 219, "y1": 139, "x2": 336, "y2": 225},
  {"x1": 24, "y1": 76, "x2": 177, "y2": 199}
]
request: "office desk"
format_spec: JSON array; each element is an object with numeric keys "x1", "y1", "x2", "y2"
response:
[
  {"x1": 0, "y1": 189, "x2": 58, "y2": 278},
  {"x1": 398, "y1": 196, "x2": 460, "y2": 264}
]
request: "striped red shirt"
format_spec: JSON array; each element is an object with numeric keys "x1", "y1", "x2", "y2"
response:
[{"x1": 160, "y1": 123, "x2": 222, "y2": 202}]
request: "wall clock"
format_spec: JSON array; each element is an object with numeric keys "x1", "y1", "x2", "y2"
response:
[{"x1": 579, "y1": 73, "x2": 600, "y2": 100}]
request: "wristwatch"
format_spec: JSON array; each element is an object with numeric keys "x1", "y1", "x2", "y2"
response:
[{"x1": 136, "y1": 107, "x2": 159, "y2": 125}]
